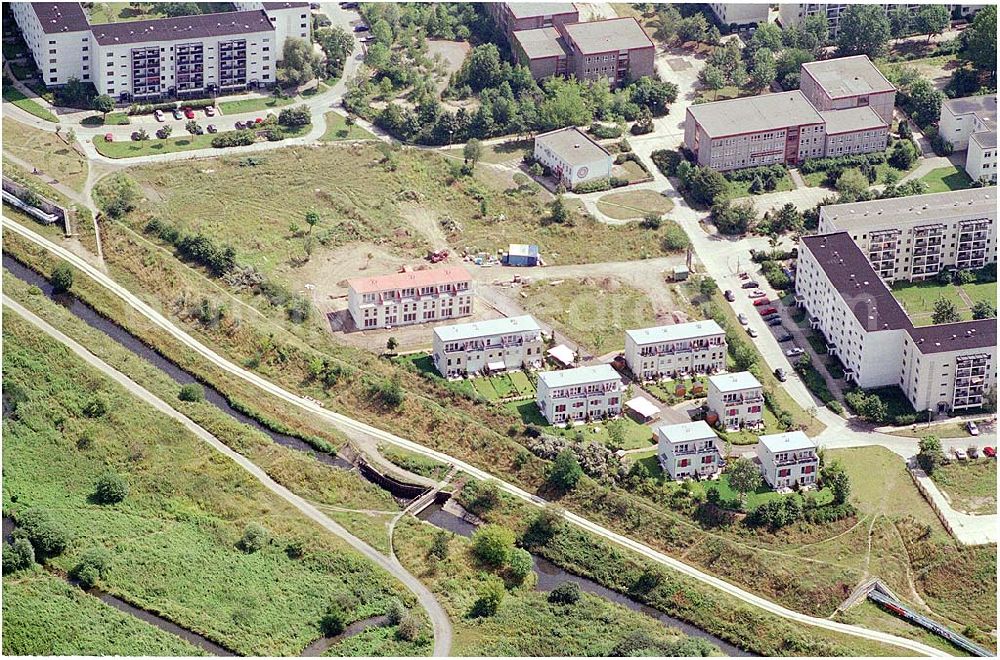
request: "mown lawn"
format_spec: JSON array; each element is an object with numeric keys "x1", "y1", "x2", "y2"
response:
[
  {"x1": 2, "y1": 77, "x2": 58, "y2": 122},
  {"x1": 218, "y1": 95, "x2": 294, "y2": 115},
  {"x1": 890, "y1": 279, "x2": 997, "y2": 325},
  {"x1": 918, "y1": 165, "x2": 974, "y2": 193},
  {"x1": 321, "y1": 112, "x2": 377, "y2": 142},
  {"x1": 596, "y1": 189, "x2": 674, "y2": 220},
  {"x1": 92, "y1": 124, "x2": 309, "y2": 158},
  {"x1": 505, "y1": 400, "x2": 656, "y2": 450},
  {"x1": 86, "y1": 2, "x2": 234, "y2": 23},
  {"x1": 930, "y1": 459, "x2": 997, "y2": 515}
]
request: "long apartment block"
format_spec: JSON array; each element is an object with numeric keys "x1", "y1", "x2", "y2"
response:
[
  {"x1": 796, "y1": 232, "x2": 996, "y2": 413},
  {"x1": 817, "y1": 188, "x2": 998, "y2": 282},
  {"x1": 347, "y1": 266, "x2": 473, "y2": 331},
  {"x1": 11, "y1": 1, "x2": 308, "y2": 100},
  {"x1": 624, "y1": 320, "x2": 727, "y2": 382},
  {"x1": 536, "y1": 364, "x2": 624, "y2": 425},
  {"x1": 656, "y1": 421, "x2": 722, "y2": 481},
  {"x1": 685, "y1": 56, "x2": 890, "y2": 172},
  {"x1": 757, "y1": 431, "x2": 819, "y2": 490},
  {"x1": 778, "y1": 4, "x2": 921, "y2": 38},
  {"x1": 707, "y1": 372, "x2": 764, "y2": 431},
  {"x1": 432, "y1": 315, "x2": 544, "y2": 379}
]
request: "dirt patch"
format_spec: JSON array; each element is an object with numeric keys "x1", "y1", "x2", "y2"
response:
[
  {"x1": 399, "y1": 204, "x2": 448, "y2": 251},
  {"x1": 427, "y1": 39, "x2": 471, "y2": 92},
  {"x1": 286, "y1": 243, "x2": 410, "y2": 311},
  {"x1": 665, "y1": 57, "x2": 692, "y2": 72}
]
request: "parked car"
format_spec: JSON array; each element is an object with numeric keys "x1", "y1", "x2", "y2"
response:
[
  {"x1": 206, "y1": 124, "x2": 218, "y2": 133},
  {"x1": 746, "y1": 327, "x2": 758, "y2": 338},
  {"x1": 737, "y1": 313, "x2": 749, "y2": 326},
  {"x1": 776, "y1": 333, "x2": 793, "y2": 342},
  {"x1": 955, "y1": 448, "x2": 968, "y2": 460},
  {"x1": 759, "y1": 306, "x2": 777, "y2": 315},
  {"x1": 967, "y1": 421, "x2": 980, "y2": 436},
  {"x1": 748, "y1": 290, "x2": 766, "y2": 298},
  {"x1": 775, "y1": 368, "x2": 787, "y2": 382},
  {"x1": 984, "y1": 446, "x2": 996, "y2": 458},
  {"x1": 724, "y1": 290, "x2": 735, "y2": 302},
  {"x1": 154, "y1": 109, "x2": 164, "y2": 122},
  {"x1": 741, "y1": 280, "x2": 759, "y2": 289},
  {"x1": 254, "y1": 117, "x2": 264, "y2": 124},
  {"x1": 130, "y1": 131, "x2": 142, "y2": 141},
  {"x1": 762, "y1": 312, "x2": 780, "y2": 321},
  {"x1": 752, "y1": 297, "x2": 771, "y2": 307},
  {"x1": 104, "y1": 132, "x2": 114, "y2": 142},
  {"x1": 172, "y1": 108, "x2": 183, "y2": 120},
  {"x1": 767, "y1": 318, "x2": 783, "y2": 327},
  {"x1": 205, "y1": 106, "x2": 216, "y2": 117},
  {"x1": 785, "y1": 347, "x2": 805, "y2": 357},
  {"x1": 353, "y1": 23, "x2": 369, "y2": 32},
  {"x1": 182, "y1": 107, "x2": 194, "y2": 119},
  {"x1": 969, "y1": 446, "x2": 980, "y2": 459},
  {"x1": 235, "y1": 121, "x2": 246, "y2": 129}
]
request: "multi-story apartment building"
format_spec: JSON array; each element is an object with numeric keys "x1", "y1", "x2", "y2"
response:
[
  {"x1": 817, "y1": 189, "x2": 998, "y2": 282},
  {"x1": 347, "y1": 267, "x2": 473, "y2": 331},
  {"x1": 657, "y1": 421, "x2": 723, "y2": 481},
  {"x1": 532, "y1": 127, "x2": 613, "y2": 189},
  {"x1": 707, "y1": 372, "x2": 764, "y2": 430},
  {"x1": 536, "y1": 364, "x2": 624, "y2": 425},
  {"x1": 432, "y1": 315, "x2": 543, "y2": 379},
  {"x1": 12, "y1": 2, "x2": 307, "y2": 99},
  {"x1": 800, "y1": 56, "x2": 896, "y2": 124},
  {"x1": 757, "y1": 431, "x2": 819, "y2": 489},
  {"x1": 708, "y1": 3, "x2": 770, "y2": 28},
  {"x1": 624, "y1": 320, "x2": 727, "y2": 382},
  {"x1": 778, "y1": 4, "x2": 921, "y2": 38},
  {"x1": 940, "y1": 95, "x2": 998, "y2": 183},
  {"x1": 796, "y1": 232, "x2": 996, "y2": 413},
  {"x1": 966, "y1": 125, "x2": 997, "y2": 183},
  {"x1": 487, "y1": 2, "x2": 579, "y2": 42}
]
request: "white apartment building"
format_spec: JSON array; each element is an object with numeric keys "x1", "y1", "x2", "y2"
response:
[
  {"x1": 967, "y1": 128, "x2": 997, "y2": 183},
  {"x1": 657, "y1": 421, "x2": 723, "y2": 481},
  {"x1": 800, "y1": 56, "x2": 896, "y2": 124},
  {"x1": 708, "y1": 3, "x2": 770, "y2": 27},
  {"x1": 234, "y1": 2, "x2": 310, "y2": 54},
  {"x1": 11, "y1": 3, "x2": 91, "y2": 86},
  {"x1": 817, "y1": 188, "x2": 998, "y2": 282},
  {"x1": 624, "y1": 320, "x2": 727, "y2": 382},
  {"x1": 707, "y1": 372, "x2": 764, "y2": 431},
  {"x1": 797, "y1": 232, "x2": 996, "y2": 413},
  {"x1": 432, "y1": 315, "x2": 543, "y2": 379},
  {"x1": 536, "y1": 364, "x2": 624, "y2": 425},
  {"x1": 533, "y1": 126, "x2": 613, "y2": 189},
  {"x1": 939, "y1": 95, "x2": 997, "y2": 150},
  {"x1": 778, "y1": 4, "x2": 921, "y2": 38},
  {"x1": 347, "y1": 266, "x2": 473, "y2": 331},
  {"x1": 757, "y1": 431, "x2": 819, "y2": 489}
]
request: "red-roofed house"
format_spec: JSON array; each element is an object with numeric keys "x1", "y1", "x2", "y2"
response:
[{"x1": 347, "y1": 267, "x2": 473, "y2": 330}]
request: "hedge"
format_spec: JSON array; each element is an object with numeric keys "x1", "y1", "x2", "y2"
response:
[
  {"x1": 799, "y1": 152, "x2": 887, "y2": 174},
  {"x1": 573, "y1": 178, "x2": 611, "y2": 194},
  {"x1": 723, "y1": 164, "x2": 787, "y2": 183}
]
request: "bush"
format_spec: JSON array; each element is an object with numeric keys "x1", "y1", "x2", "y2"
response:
[
  {"x1": 238, "y1": 523, "x2": 269, "y2": 553},
  {"x1": 320, "y1": 603, "x2": 346, "y2": 636},
  {"x1": 82, "y1": 397, "x2": 107, "y2": 418},
  {"x1": 548, "y1": 580, "x2": 581, "y2": 605},
  {"x1": 471, "y1": 524, "x2": 515, "y2": 566},
  {"x1": 70, "y1": 547, "x2": 111, "y2": 589},
  {"x1": 369, "y1": 376, "x2": 404, "y2": 408},
  {"x1": 396, "y1": 612, "x2": 422, "y2": 641},
  {"x1": 14, "y1": 508, "x2": 70, "y2": 559},
  {"x1": 211, "y1": 130, "x2": 256, "y2": 148},
  {"x1": 470, "y1": 577, "x2": 505, "y2": 617},
  {"x1": 386, "y1": 598, "x2": 406, "y2": 626},
  {"x1": 508, "y1": 547, "x2": 534, "y2": 583},
  {"x1": 2, "y1": 538, "x2": 35, "y2": 574},
  {"x1": 93, "y1": 472, "x2": 129, "y2": 504},
  {"x1": 51, "y1": 263, "x2": 74, "y2": 293},
  {"x1": 799, "y1": 151, "x2": 887, "y2": 174},
  {"x1": 724, "y1": 164, "x2": 786, "y2": 183},
  {"x1": 589, "y1": 122, "x2": 623, "y2": 139},
  {"x1": 278, "y1": 104, "x2": 311, "y2": 127},
  {"x1": 826, "y1": 400, "x2": 844, "y2": 414},
  {"x1": 548, "y1": 448, "x2": 583, "y2": 490},
  {"x1": 650, "y1": 149, "x2": 685, "y2": 177},
  {"x1": 573, "y1": 178, "x2": 611, "y2": 194},
  {"x1": 178, "y1": 382, "x2": 204, "y2": 402}
]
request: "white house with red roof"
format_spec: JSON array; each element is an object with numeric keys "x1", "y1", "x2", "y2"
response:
[{"x1": 346, "y1": 266, "x2": 473, "y2": 330}]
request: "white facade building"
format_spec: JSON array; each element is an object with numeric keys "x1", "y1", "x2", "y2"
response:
[
  {"x1": 707, "y1": 372, "x2": 764, "y2": 431},
  {"x1": 347, "y1": 267, "x2": 473, "y2": 331},
  {"x1": 657, "y1": 421, "x2": 722, "y2": 481},
  {"x1": 778, "y1": 4, "x2": 920, "y2": 38},
  {"x1": 11, "y1": 3, "x2": 91, "y2": 86},
  {"x1": 432, "y1": 315, "x2": 543, "y2": 379},
  {"x1": 939, "y1": 95, "x2": 996, "y2": 150},
  {"x1": 624, "y1": 320, "x2": 727, "y2": 382},
  {"x1": 708, "y1": 3, "x2": 770, "y2": 26},
  {"x1": 234, "y1": 1, "x2": 311, "y2": 56},
  {"x1": 967, "y1": 128, "x2": 997, "y2": 183},
  {"x1": 536, "y1": 364, "x2": 624, "y2": 425},
  {"x1": 533, "y1": 126, "x2": 613, "y2": 189},
  {"x1": 757, "y1": 431, "x2": 819, "y2": 489}
]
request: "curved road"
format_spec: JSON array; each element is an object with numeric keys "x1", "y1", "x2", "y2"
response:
[{"x1": 2, "y1": 215, "x2": 949, "y2": 657}]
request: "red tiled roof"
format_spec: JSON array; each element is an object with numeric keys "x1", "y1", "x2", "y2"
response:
[{"x1": 347, "y1": 267, "x2": 472, "y2": 294}]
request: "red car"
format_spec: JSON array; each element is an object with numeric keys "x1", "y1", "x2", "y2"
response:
[
  {"x1": 759, "y1": 306, "x2": 777, "y2": 316},
  {"x1": 984, "y1": 446, "x2": 996, "y2": 458},
  {"x1": 752, "y1": 297, "x2": 771, "y2": 306},
  {"x1": 183, "y1": 107, "x2": 195, "y2": 119},
  {"x1": 104, "y1": 132, "x2": 114, "y2": 142},
  {"x1": 255, "y1": 117, "x2": 264, "y2": 124}
]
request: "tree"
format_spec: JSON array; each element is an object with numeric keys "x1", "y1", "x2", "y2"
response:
[
  {"x1": 711, "y1": 199, "x2": 756, "y2": 235},
  {"x1": 700, "y1": 65, "x2": 726, "y2": 100},
  {"x1": 279, "y1": 37, "x2": 323, "y2": 86},
  {"x1": 917, "y1": 435, "x2": 943, "y2": 474},
  {"x1": 320, "y1": 603, "x2": 346, "y2": 636},
  {"x1": 606, "y1": 418, "x2": 626, "y2": 452},
  {"x1": 698, "y1": 275, "x2": 717, "y2": 297},
  {"x1": 821, "y1": 461, "x2": 851, "y2": 504},
  {"x1": 686, "y1": 166, "x2": 728, "y2": 206},
  {"x1": 728, "y1": 457, "x2": 762, "y2": 506},
  {"x1": 888, "y1": 5, "x2": 912, "y2": 38},
  {"x1": 305, "y1": 209, "x2": 320, "y2": 233},
  {"x1": 458, "y1": 43, "x2": 503, "y2": 91},
  {"x1": 315, "y1": 26, "x2": 353, "y2": 78},
  {"x1": 14, "y1": 508, "x2": 70, "y2": 559},
  {"x1": 548, "y1": 581, "x2": 581, "y2": 605},
  {"x1": 185, "y1": 120, "x2": 202, "y2": 135},
  {"x1": 238, "y1": 522, "x2": 269, "y2": 553},
  {"x1": 71, "y1": 547, "x2": 111, "y2": 589},
  {"x1": 835, "y1": 168, "x2": 870, "y2": 200},
  {"x1": 155, "y1": 125, "x2": 172, "y2": 140},
  {"x1": 746, "y1": 22, "x2": 783, "y2": 58},
  {"x1": 961, "y1": 5, "x2": 996, "y2": 81},
  {"x1": 278, "y1": 105, "x2": 311, "y2": 127},
  {"x1": 178, "y1": 382, "x2": 204, "y2": 402},
  {"x1": 471, "y1": 524, "x2": 515, "y2": 566},
  {"x1": 748, "y1": 48, "x2": 777, "y2": 93},
  {"x1": 932, "y1": 296, "x2": 961, "y2": 324},
  {"x1": 93, "y1": 94, "x2": 115, "y2": 117},
  {"x1": 836, "y1": 4, "x2": 891, "y2": 58},
  {"x1": 548, "y1": 195, "x2": 569, "y2": 224},
  {"x1": 914, "y1": 5, "x2": 949, "y2": 42},
  {"x1": 548, "y1": 448, "x2": 583, "y2": 490},
  {"x1": 508, "y1": 548, "x2": 533, "y2": 584},
  {"x1": 430, "y1": 529, "x2": 450, "y2": 560},
  {"x1": 93, "y1": 472, "x2": 129, "y2": 504},
  {"x1": 51, "y1": 263, "x2": 74, "y2": 293},
  {"x1": 776, "y1": 49, "x2": 814, "y2": 90},
  {"x1": 386, "y1": 336, "x2": 399, "y2": 352},
  {"x1": 2, "y1": 538, "x2": 35, "y2": 574},
  {"x1": 972, "y1": 300, "x2": 996, "y2": 320},
  {"x1": 907, "y1": 78, "x2": 944, "y2": 127},
  {"x1": 471, "y1": 577, "x2": 505, "y2": 617},
  {"x1": 463, "y1": 138, "x2": 482, "y2": 168},
  {"x1": 888, "y1": 139, "x2": 918, "y2": 171}
]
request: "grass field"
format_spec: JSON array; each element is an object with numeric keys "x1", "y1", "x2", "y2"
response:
[
  {"x1": 506, "y1": 400, "x2": 656, "y2": 450},
  {"x1": 519, "y1": 278, "x2": 657, "y2": 353},
  {"x1": 890, "y1": 279, "x2": 997, "y2": 325},
  {"x1": 918, "y1": 165, "x2": 974, "y2": 193},
  {"x1": 86, "y1": 2, "x2": 233, "y2": 24},
  {"x1": 2, "y1": 117, "x2": 88, "y2": 192},
  {"x1": 1, "y1": 314, "x2": 409, "y2": 656},
  {"x1": 888, "y1": 421, "x2": 977, "y2": 438},
  {"x1": 82, "y1": 112, "x2": 130, "y2": 126},
  {"x1": 92, "y1": 124, "x2": 309, "y2": 158},
  {"x1": 930, "y1": 459, "x2": 997, "y2": 515},
  {"x1": 218, "y1": 95, "x2": 294, "y2": 115},
  {"x1": 321, "y1": 622, "x2": 431, "y2": 657},
  {"x1": 726, "y1": 172, "x2": 795, "y2": 199},
  {"x1": 2, "y1": 573, "x2": 206, "y2": 656},
  {"x1": 321, "y1": 112, "x2": 377, "y2": 142},
  {"x1": 442, "y1": 139, "x2": 532, "y2": 165},
  {"x1": 2, "y1": 78, "x2": 58, "y2": 122},
  {"x1": 596, "y1": 189, "x2": 674, "y2": 220}
]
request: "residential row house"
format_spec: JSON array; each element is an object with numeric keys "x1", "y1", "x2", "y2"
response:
[
  {"x1": 757, "y1": 431, "x2": 819, "y2": 489},
  {"x1": 657, "y1": 420, "x2": 723, "y2": 481},
  {"x1": 939, "y1": 95, "x2": 997, "y2": 184},
  {"x1": 796, "y1": 231, "x2": 996, "y2": 413},
  {"x1": 707, "y1": 372, "x2": 765, "y2": 430},
  {"x1": 432, "y1": 315, "x2": 543, "y2": 379},
  {"x1": 624, "y1": 320, "x2": 727, "y2": 382},
  {"x1": 817, "y1": 188, "x2": 997, "y2": 282},
  {"x1": 536, "y1": 364, "x2": 624, "y2": 425},
  {"x1": 347, "y1": 266, "x2": 473, "y2": 331}
]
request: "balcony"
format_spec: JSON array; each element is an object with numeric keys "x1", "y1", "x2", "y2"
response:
[{"x1": 775, "y1": 454, "x2": 817, "y2": 467}]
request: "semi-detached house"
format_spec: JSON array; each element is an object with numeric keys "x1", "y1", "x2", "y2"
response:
[
  {"x1": 657, "y1": 420, "x2": 722, "y2": 481},
  {"x1": 624, "y1": 320, "x2": 727, "y2": 382},
  {"x1": 536, "y1": 364, "x2": 624, "y2": 425},
  {"x1": 707, "y1": 372, "x2": 764, "y2": 430},
  {"x1": 757, "y1": 431, "x2": 819, "y2": 490},
  {"x1": 347, "y1": 267, "x2": 473, "y2": 331},
  {"x1": 432, "y1": 315, "x2": 543, "y2": 379}
]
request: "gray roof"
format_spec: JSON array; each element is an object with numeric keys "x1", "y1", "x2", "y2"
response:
[
  {"x1": 506, "y1": 2, "x2": 578, "y2": 19},
  {"x1": 260, "y1": 1, "x2": 309, "y2": 9},
  {"x1": 801, "y1": 55, "x2": 895, "y2": 98},
  {"x1": 537, "y1": 364, "x2": 622, "y2": 388},
  {"x1": 561, "y1": 17, "x2": 652, "y2": 54},
  {"x1": 656, "y1": 421, "x2": 717, "y2": 445},
  {"x1": 819, "y1": 188, "x2": 997, "y2": 231},
  {"x1": 92, "y1": 9, "x2": 273, "y2": 45},
  {"x1": 687, "y1": 91, "x2": 823, "y2": 137},
  {"x1": 434, "y1": 315, "x2": 541, "y2": 342},
  {"x1": 513, "y1": 26, "x2": 570, "y2": 60},
  {"x1": 31, "y1": 2, "x2": 89, "y2": 33},
  {"x1": 625, "y1": 320, "x2": 725, "y2": 345},
  {"x1": 708, "y1": 371, "x2": 762, "y2": 392},
  {"x1": 800, "y1": 232, "x2": 996, "y2": 354},
  {"x1": 534, "y1": 126, "x2": 611, "y2": 165},
  {"x1": 972, "y1": 128, "x2": 998, "y2": 150},
  {"x1": 819, "y1": 107, "x2": 886, "y2": 134},
  {"x1": 942, "y1": 94, "x2": 997, "y2": 121},
  {"x1": 758, "y1": 431, "x2": 816, "y2": 453}
]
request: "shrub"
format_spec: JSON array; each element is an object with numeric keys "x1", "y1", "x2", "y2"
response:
[
  {"x1": 238, "y1": 523, "x2": 269, "y2": 553},
  {"x1": 93, "y1": 472, "x2": 129, "y2": 504},
  {"x1": 640, "y1": 213, "x2": 662, "y2": 230},
  {"x1": 369, "y1": 376, "x2": 404, "y2": 408},
  {"x1": 70, "y1": 547, "x2": 111, "y2": 589},
  {"x1": 508, "y1": 548, "x2": 533, "y2": 583},
  {"x1": 178, "y1": 383, "x2": 204, "y2": 402},
  {"x1": 826, "y1": 400, "x2": 844, "y2": 414},
  {"x1": 470, "y1": 577, "x2": 505, "y2": 617},
  {"x1": 548, "y1": 581, "x2": 581, "y2": 605},
  {"x1": 430, "y1": 529, "x2": 450, "y2": 560},
  {"x1": 2, "y1": 538, "x2": 35, "y2": 574},
  {"x1": 573, "y1": 178, "x2": 611, "y2": 194},
  {"x1": 471, "y1": 524, "x2": 515, "y2": 566},
  {"x1": 650, "y1": 149, "x2": 684, "y2": 177},
  {"x1": 278, "y1": 104, "x2": 311, "y2": 127},
  {"x1": 609, "y1": 176, "x2": 629, "y2": 188},
  {"x1": 723, "y1": 164, "x2": 786, "y2": 183},
  {"x1": 589, "y1": 122, "x2": 623, "y2": 139},
  {"x1": 14, "y1": 508, "x2": 70, "y2": 559},
  {"x1": 212, "y1": 130, "x2": 256, "y2": 148},
  {"x1": 386, "y1": 598, "x2": 406, "y2": 625},
  {"x1": 396, "y1": 611, "x2": 422, "y2": 641},
  {"x1": 548, "y1": 448, "x2": 583, "y2": 490},
  {"x1": 51, "y1": 263, "x2": 74, "y2": 293},
  {"x1": 320, "y1": 603, "x2": 346, "y2": 636},
  {"x1": 82, "y1": 397, "x2": 108, "y2": 418}
]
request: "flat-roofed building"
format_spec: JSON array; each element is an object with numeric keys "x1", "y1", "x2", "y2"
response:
[
  {"x1": 533, "y1": 126, "x2": 613, "y2": 189},
  {"x1": 536, "y1": 364, "x2": 624, "y2": 424},
  {"x1": 817, "y1": 188, "x2": 997, "y2": 282},
  {"x1": 757, "y1": 431, "x2": 819, "y2": 489},
  {"x1": 347, "y1": 266, "x2": 473, "y2": 330},
  {"x1": 708, "y1": 3, "x2": 770, "y2": 27},
  {"x1": 487, "y1": 2, "x2": 579, "y2": 42},
  {"x1": 512, "y1": 26, "x2": 571, "y2": 80},
  {"x1": 778, "y1": 4, "x2": 921, "y2": 39},
  {"x1": 560, "y1": 17, "x2": 655, "y2": 86},
  {"x1": 796, "y1": 232, "x2": 996, "y2": 413},
  {"x1": 967, "y1": 121, "x2": 997, "y2": 183},
  {"x1": 11, "y1": 3, "x2": 92, "y2": 86},
  {"x1": 624, "y1": 320, "x2": 727, "y2": 381},
  {"x1": 432, "y1": 315, "x2": 543, "y2": 378},
  {"x1": 657, "y1": 421, "x2": 722, "y2": 480},
  {"x1": 819, "y1": 107, "x2": 889, "y2": 157},
  {"x1": 707, "y1": 372, "x2": 764, "y2": 430},
  {"x1": 800, "y1": 55, "x2": 896, "y2": 123},
  {"x1": 233, "y1": 1, "x2": 310, "y2": 55},
  {"x1": 939, "y1": 95, "x2": 997, "y2": 150}
]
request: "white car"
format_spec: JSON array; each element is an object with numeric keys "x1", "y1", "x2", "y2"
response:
[
  {"x1": 748, "y1": 290, "x2": 766, "y2": 298},
  {"x1": 955, "y1": 448, "x2": 968, "y2": 460},
  {"x1": 737, "y1": 313, "x2": 749, "y2": 326},
  {"x1": 746, "y1": 327, "x2": 758, "y2": 338},
  {"x1": 785, "y1": 347, "x2": 805, "y2": 357},
  {"x1": 154, "y1": 109, "x2": 164, "y2": 122},
  {"x1": 968, "y1": 421, "x2": 980, "y2": 436}
]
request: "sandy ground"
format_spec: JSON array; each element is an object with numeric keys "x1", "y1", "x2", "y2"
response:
[{"x1": 427, "y1": 39, "x2": 471, "y2": 93}]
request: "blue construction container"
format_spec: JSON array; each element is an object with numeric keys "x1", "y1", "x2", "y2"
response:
[{"x1": 504, "y1": 243, "x2": 540, "y2": 267}]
